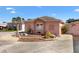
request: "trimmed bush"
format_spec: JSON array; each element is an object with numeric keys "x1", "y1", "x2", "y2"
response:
[
  {"x1": 44, "y1": 32, "x2": 54, "y2": 38},
  {"x1": 25, "y1": 28, "x2": 32, "y2": 34},
  {"x1": 61, "y1": 25, "x2": 68, "y2": 34}
]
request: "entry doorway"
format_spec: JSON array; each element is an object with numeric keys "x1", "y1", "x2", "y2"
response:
[{"x1": 35, "y1": 23, "x2": 44, "y2": 34}]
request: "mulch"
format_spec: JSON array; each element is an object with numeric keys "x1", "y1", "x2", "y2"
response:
[{"x1": 18, "y1": 35, "x2": 54, "y2": 42}]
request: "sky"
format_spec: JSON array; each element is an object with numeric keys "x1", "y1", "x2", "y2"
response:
[{"x1": 0, "y1": 6, "x2": 79, "y2": 23}]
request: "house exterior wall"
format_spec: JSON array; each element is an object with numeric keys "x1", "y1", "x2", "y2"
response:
[
  {"x1": 25, "y1": 21, "x2": 34, "y2": 33},
  {"x1": 25, "y1": 20, "x2": 62, "y2": 36},
  {"x1": 45, "y1": 21, "x2": 56, "y2": 35},
  {"x1": 45, "y1": 21, "x2": 62, "y2": 36},
  {"x1": 67, "y1": 23, "x2": 79, "y2": 36}
]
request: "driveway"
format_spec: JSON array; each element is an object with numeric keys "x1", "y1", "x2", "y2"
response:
[
  {"x1": 73, "y1": 36, "x2": 79, "y2": 53},
  {"x1": 0, "y1": 32, "x2": 18, "y2": 41},
  {"x1": 0, "y1": 32, "x2": 73, "y2": 53}
]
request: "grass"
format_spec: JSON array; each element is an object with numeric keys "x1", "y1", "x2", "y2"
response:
[{"x1": 0, "y1": 30, "x2": 17, "y2": 32}]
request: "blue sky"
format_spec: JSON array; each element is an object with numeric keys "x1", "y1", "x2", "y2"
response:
[{"x1": 0, "y1": 6, "x2": 79, "y2": 23}]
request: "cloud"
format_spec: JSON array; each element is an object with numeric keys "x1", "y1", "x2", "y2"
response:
[
  {"x1": 36, "y1": 6, "x2": 42, "y2": 8},
  {"x1": 51, "y1": 13, "x2": 56, "y2": 16},
  {"x1": 6, "y1": 7, "x2": 15, "y2": 10},
  {"x1": 6, "y1": 7, "x2": 16, "y2": 14},
  {"x1": 74, "y1": 9, "x2": 79, "y2": 12},
  {"x1": 10, "y1": 10, "x2": 16, "y2": 14}
]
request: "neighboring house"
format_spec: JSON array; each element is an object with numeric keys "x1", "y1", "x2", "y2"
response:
[
  {"x1": 7, "y1": 23, "x2": 17, "y2": 30},
  {"x1": 25, "y1": 16, "x2": 64, "y2": 36},
  {"x1": 7, "y1": 23, "x2": 22, "y2": 30},
  {"x1": 0, "y1": 23, "x2": 7, "y2": 30},
  {"x1": 67, "y1": 21, "x2": 79, "y2": 36}
]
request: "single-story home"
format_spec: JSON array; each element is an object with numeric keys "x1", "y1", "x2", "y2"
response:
[
  {"x1": 24, "y1": 16, "x2": 64, "y2": 36},
  {"x1": 6, "y1": 16, "x2": 64, "y2": 36},
  {"x1": 7, "y1": 22, "x2": 22, "y2": 30},
  {"x1": 0, "y1": 23, "x2": 7, "y2": 30},
  {"x1": 67, "y1": 21, "x2": 79, "y2": 36}
]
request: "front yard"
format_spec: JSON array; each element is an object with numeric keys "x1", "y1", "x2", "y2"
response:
[{"x1": 0, "y1": 32, "x2": 73, "y2": 53}]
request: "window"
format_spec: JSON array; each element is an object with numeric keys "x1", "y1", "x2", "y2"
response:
[
  {"x1": 37, "y1": 24, "x2": 39, "y2": 26},
  {"x1": 40, "y1": 24, "x2": 43, "y2": 26},
  {"x1": 36, "y1": 24, "x2": 43, "y2": 26}
]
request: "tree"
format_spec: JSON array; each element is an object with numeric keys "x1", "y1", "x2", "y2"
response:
[
  {"x1": 27, "y1": 19, "x2": 32, "y2": 21},
  {"x1": 66, "y1": 18, "x2": 79, "y2": 23},
  {"x1": 22, "y1": 18, "x2": 25, "y2": 20},
  {"x1": 22, "y1": 18, "x2": 25, "y2": 23},
  {"x1": 3, "y1": 21, "x2": 6, "y2": 23},
  {"x1": 12, "y1": 16, "x2": 25, "y2": 23},
  {"x1": 61, "y1": 24, "x2": 68, "y2": 34},
  {"x1": 66, "y1": 18, "x2": 75, "y2": 23},
  {"x1": 11, "y1": 17, "x2": 25, "y2": 36},
  {"x1": 12, "y1": 17, "x2": 16, "y2": 23},
  {"x1": 16, "y1": 17, "x2": 21, "y2": 23},
  {"x1": 12, "y1": 17, "x2": 25, "y2": 23}
]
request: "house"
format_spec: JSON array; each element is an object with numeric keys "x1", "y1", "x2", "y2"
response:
[
  {"x1": 67, "y1": 21, "x2": 79, "y2": 36},
  {"x1": 7, "y1": 23, "x2": 17, "y2": 30},
  {"x1": 0, "y1": 23, "x2": 7, "y2": 30},
  {"x1": 7, "y1": 22, "x2": 22, "y2": 30},
  {"x1": 25, "y1": 16, "x2": 64, "y2": 36}
]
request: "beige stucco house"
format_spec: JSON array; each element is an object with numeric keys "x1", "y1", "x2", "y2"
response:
[
  {"x1": 67, "y1": 21, "x2": 79, "y2": 36},
  {"x1": 0, "y1": 23, "x2": 7, "y2": 30},
  {"x1": 25, "y1": 16, "x2": 63, "y2": 36}
]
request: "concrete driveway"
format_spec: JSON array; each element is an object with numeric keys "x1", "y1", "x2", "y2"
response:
[
  {"x1": 73, "y1": 36, "x2": 79, "y2": 53},
  {"x1": 0, "y1": 32, "x2": 73, "y2": 53},
  {"x1": 0, "y1": 32, "x2": 18, "y2": 41}
]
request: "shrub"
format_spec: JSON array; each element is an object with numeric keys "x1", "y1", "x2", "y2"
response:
[
  {"x1": 61, "y1": 25, "x2": 68, "y2": 34},
  {"x1": 25, "y1": 28, "x2": 32, "y2": 34},
  {"x1": 44, "y1": 32, "x2": 53, "y2": 38}
]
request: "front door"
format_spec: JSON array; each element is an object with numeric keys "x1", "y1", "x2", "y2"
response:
[{"x1": 35, "y1": 24, "x2": 44, "y2": 34}]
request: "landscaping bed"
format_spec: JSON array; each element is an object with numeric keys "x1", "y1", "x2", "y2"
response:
[{"x1": 18, "y1": 35, "x2": 55, "y2": 42}]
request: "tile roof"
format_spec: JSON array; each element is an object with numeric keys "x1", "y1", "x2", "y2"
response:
[
  {"x1": 36, "y1": 16, "x2": 61, "y2": 21},
  {"x1": 25, "y1": 16, "x2": 64, "y2": 23}
]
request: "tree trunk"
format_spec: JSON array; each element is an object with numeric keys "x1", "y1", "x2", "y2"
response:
[{"x1": 16, "y1": 24, "x2": 20, "y2": 37}]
